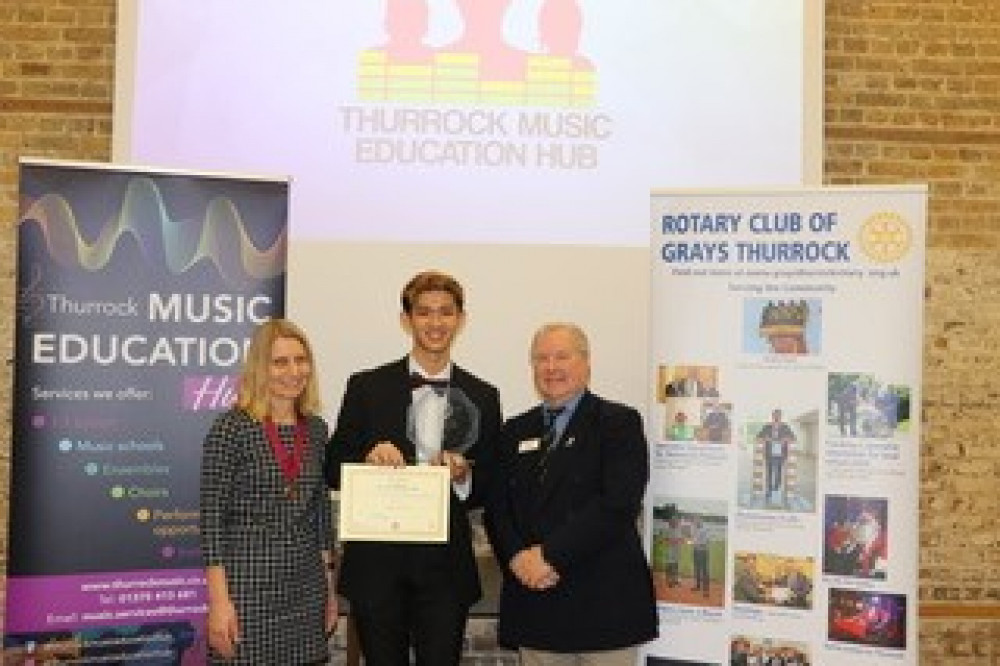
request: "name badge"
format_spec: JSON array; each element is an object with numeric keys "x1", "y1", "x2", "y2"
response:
[{"x1": 518, "y1": 438, "x2": 541, "y2": 453}]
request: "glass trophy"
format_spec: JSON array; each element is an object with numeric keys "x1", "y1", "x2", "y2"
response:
[{"x1": 407, "y1": 386, "x2": 480, "y2": 462}]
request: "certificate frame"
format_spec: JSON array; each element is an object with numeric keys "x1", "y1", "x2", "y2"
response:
[{"x1": 338, "y1": 463, "x2": 450, "y2": 543}]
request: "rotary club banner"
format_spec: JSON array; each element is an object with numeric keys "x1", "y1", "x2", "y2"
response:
[
  {"x1": 645, "y1": 186, "x2": 925, "y2": 666},
  {"x1": 4, "y1": 159, "x2": 288, "y2": 663}
]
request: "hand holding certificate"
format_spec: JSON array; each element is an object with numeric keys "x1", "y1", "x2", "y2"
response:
[{"x1": 338, "y1": 463, "x2": 451, "y2": 543}]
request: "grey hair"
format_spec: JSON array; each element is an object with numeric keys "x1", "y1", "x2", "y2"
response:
[{"x1": 530, "y1": 322, "x2": 590, "y2": 358}]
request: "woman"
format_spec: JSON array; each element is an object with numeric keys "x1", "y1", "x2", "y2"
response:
[{"x1": 200, "y1": 318, "x2": 337, "y2": 664}]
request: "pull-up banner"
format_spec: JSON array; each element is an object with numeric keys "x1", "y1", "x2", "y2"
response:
[
  {"x1": 645, "y1": 186, "x2": 925, "y2": 666},
  {"x1": 4, "y1": 159, "x2": 288, "y2": 663}
]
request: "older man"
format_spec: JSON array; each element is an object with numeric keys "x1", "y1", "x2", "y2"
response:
[{"x1": 486, "y1": 322, "x2": 657, "y2": 665}]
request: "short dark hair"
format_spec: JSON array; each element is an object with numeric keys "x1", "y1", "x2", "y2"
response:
[{"x1": 400, "y1": 270, "x2": 465, "y2": 313}]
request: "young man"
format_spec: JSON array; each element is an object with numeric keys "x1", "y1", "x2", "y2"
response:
[
  {"x1": 486, "y1": 322, "x2": 657, "y2": 665},
  {"x1": 326, "y1": 270, "x2": 502, "y2": 666}
]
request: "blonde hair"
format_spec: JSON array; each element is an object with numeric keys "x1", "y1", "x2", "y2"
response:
[{"x1": 237, "y1": 318, "x2": 321, "y2": 421}]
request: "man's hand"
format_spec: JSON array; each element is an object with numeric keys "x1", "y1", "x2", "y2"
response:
[
  {"x1": 365, "y1": 440, "x2": 406, "y2": 466},
  {"x1": 510, "y1": 545, "x2": 560, "y2": 591},
  {"x1": 438, "y1": 450, "x2": 470, "y2": 483}
]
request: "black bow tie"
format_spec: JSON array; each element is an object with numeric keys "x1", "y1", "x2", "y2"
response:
[{"x1": 410, "y1": 373, "x2": 449, "y2": 391}]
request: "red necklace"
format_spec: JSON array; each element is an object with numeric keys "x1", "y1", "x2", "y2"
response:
[{"x1": 264, "y1": 417, "x2": 308, "y2": 500}]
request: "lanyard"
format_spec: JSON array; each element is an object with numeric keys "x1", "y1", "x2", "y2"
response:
[{"x1": 264, "y1": 418, "x2": 308, "y2": 500}]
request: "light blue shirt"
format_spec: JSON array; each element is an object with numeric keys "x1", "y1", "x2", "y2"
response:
[{"x1": 543, "y1": 391, "x2": 584, "y2": 445}]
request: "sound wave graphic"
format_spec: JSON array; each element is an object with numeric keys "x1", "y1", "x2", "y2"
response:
[{"x1": 18, "y1": 177, "x2": 286, "y2": 286}]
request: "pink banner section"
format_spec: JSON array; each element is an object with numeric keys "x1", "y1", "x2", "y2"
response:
[
  {"x1": 5, "y1": 568, "x2": 206, "y2": 633},
  {"x1": 181, "y1": 374, "x2": 238, "y2": 411}
]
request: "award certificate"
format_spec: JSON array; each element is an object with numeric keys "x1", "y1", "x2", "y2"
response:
[{"x1": 338, "y1": 463, "x2": 450, "y2": 542}]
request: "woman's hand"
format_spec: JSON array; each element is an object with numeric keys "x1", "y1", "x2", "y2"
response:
[
  {"x1": 207, "y1": 597, "x2": 240, "y2": 659},
  {"x1": 325, "y1": 582, "x2": 340, "y2": 635}
]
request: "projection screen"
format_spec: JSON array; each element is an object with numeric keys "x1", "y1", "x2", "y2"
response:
[{"x1": 113, "y1": 0, "x2": 822, "y2": 415}]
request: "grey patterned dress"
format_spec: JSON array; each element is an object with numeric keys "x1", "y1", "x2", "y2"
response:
[{"x1": 200, "y1": 409, "x2": 333, "y2": 665}]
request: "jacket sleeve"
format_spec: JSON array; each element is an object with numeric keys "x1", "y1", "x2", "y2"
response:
[
  {"x1": 325, "y1": 373, "x2": 368, "y2": 489},
  {"x1": 311, "y1": 415, "x2": 335, "y2": 550},
  {"x1": 466, "y1": 384, "x2": 503, "y2": 510},
  {"x1": 483, "y1": 418, "x2": 530, "y2": 567},
  {"x1": 199, "y1": 410, "x2": 243, "y2": 567}
]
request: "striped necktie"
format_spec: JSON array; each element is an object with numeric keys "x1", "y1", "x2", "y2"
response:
[{"x1": 541, "y1": 406, "x2": 565, "y2": 452}]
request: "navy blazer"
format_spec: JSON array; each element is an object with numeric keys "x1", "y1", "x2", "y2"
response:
[
  {"x1": 326, "y1": 357, "x2": 502, "y2": 607},
  {"x1": 485, "y1": 391, "x2": 657, "y2": 652}
]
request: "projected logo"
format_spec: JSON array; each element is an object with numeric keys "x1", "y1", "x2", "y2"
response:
[
  {"x1": 18, "y1": 177, "x2": 286, "y2": 287},
  {"x1": 358, "y1": 0, "x2": 596, "y2": 107}
]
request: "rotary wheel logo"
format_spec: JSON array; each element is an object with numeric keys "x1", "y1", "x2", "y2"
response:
[{"x1": 859, "y1": 211, "x2": 911, "y2": 263}]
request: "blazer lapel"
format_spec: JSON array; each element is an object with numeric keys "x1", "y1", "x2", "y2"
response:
[{"x1": 385, "y1": 358, "x2": 418, "y2": 461}]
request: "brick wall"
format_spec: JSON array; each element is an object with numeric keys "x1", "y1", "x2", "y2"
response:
[
  {"x1": 2, "y1": 0, "x2": 999, "y2": 661},
  {"x1": 0, "y1": 0, "x2": 116, "y2": 635},
  {"x1": 825, "y1": 1, "x2": 1000, "y2": 659}
]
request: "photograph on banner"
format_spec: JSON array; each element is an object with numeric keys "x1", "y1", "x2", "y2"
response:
[
  {"x1": 732, "y1": 551, "x2": 814, "y2": 610},
  {"x1": 664, "y1": 398, "x2": 733, "y2": 445},
  {"x1": 736, "y1": 406, "x2": 818, "y2": 513},
  {"x1": 742, "y1": 298, "x2": 822, "y2": 357},
  {"x1": 655, "y1": 365, "x2": 730, "y2": 444},
  {"x1": 698, "y1": 399, "x2": 733, "y2": 445},
  {"x1": 650, "y1": 497, "x2": 727, "y2": 608},
  {"x1": 823, "y1": 495, "x2": 889, "y2": 581},
  {"x1": 730, "y1": 635, "x2": 812, "y2": 665},
  {"x1": 665, "y1": 401, "x2": 699, "y2": 442},
  {"x1": 658, "y1": 365, "x2": 722, "y2": 399},
  {"x1": 827, "y1": 588, "x2": 907, "y2": 651},
  {"x1": 827, "y1": 372, "x2": 911, "y2": 439}
]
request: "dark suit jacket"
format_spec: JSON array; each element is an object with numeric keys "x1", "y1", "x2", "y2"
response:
[
  {"x1": 326, "y1": 357, "x2": 502, "y2": 607},
  {"x1": 757, "y1": 422, "x2": 794, "y2": 461},
  {"x1": 485, "y1": 391, "x2": 657, "y2": 652}
]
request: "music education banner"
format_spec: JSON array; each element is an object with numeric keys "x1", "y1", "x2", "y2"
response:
[
  {"x1": 644, "y1": 186, "x2": 925, "y2": 666},
  {"x1": 4, "y1": 160, "x2": 288, "y2": 663}
]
